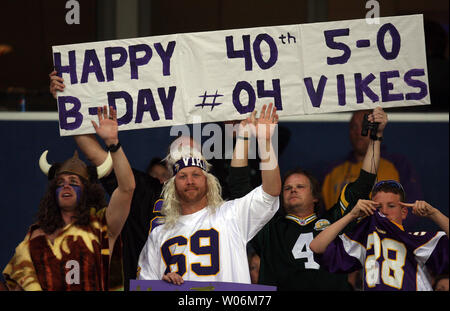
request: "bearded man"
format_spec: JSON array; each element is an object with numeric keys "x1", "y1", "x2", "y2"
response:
[{"x1": 137, "y1": 104, "x2": 281, "y2": 285}]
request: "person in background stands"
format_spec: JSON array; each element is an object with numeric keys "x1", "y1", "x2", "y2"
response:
[{"x1": 146, "y1": 157, "x2": 170, "y2": 184}]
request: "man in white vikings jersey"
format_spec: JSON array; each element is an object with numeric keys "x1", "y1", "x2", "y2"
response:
[{"x1": 137, "y1": 104, "x2": 281, "y2": 284}]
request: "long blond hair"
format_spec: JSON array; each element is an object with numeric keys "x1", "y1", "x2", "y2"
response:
[{"x1": 159, "y1": 144, "x2": 224, "y2": 227}]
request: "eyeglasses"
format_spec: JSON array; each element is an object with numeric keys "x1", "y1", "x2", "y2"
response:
[{"x1": 371, "y1": 180, "x2": 405, "y2": 195}]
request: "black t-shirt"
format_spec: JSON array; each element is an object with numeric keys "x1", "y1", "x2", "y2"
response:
[{"x1": 101, "y1": 168, "x2": 162, "y2": 290}]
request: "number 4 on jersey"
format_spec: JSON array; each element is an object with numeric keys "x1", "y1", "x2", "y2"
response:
[{"x1": 292, "y1": 233, "x2": 320, "y2": 269}]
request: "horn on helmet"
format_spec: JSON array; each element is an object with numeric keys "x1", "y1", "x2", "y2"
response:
[{"x1": 39, "y1": 150, "x2": 112, "y2": 180}]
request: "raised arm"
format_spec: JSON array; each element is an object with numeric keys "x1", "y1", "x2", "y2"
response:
[
  {"x1": 49, "y1": 70, "x2": 64, "y2": 96},
  {"x1": 231, "y1": 111, "x2": 256, "y2": 168},
  {"x1": 361, "y1": 106, "x2": 387, "y2": 174},
  {"x1": 92, "y1": 106, "x2": 135, "y2": 252},
  {"x1": 74, "y1": 134, "x2": 111, "y2": 168},
  {"x1": 401, "y1": 201, "x2": 449, "y2": 237},
  {"x1": 252, "y1": 103, "x2": 281, "y2": 197},
  {"x1": 226, "y1": 114, "x2": 256, "y2": 199}
]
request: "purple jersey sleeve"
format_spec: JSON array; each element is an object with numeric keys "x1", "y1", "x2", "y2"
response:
[
  {"x1": 420, "y1": 233, "x2": 449, "y2": 276},
  {"x1": 313, "y1": 236, "x2": 363, "y2": 274},
  {"x1": 314, "y1": 216, "x2": 372, "y2": 274}
]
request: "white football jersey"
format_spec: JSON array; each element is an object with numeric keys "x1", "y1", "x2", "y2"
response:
[{"x1": 137, "y1": 186, "x2": 279, "y2": 283}]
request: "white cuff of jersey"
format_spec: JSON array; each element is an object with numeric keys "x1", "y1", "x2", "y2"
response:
[{"x1": 260, "y1": 186, "x2": 280, "y2": 204}]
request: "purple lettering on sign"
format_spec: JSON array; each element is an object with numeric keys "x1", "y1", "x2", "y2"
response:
[
  {"x1": 81, "y1": 49, "x2": 105, "y2": 84},
  {"x1": 158, "y1": 86, "x2": 176, "y2": 120},
  {"x1": 337, "y1": 74, "x2": 346, "y2": 106},
  {"x1": 154, "y1": 41, "x2": 176, "y2": 76},
  {"x1": 88, "y1": 107, "x2": 99, "y2": 116},
  {"x1": 253, "y1": 34, "x2": 278, "y2": 70},
  {"x1": 107, "y1": 91, "x2": 133, "y2": 125},
  {"x1": 233, "y1": 81, "x2": 256, "y2": 114},
  {"x1": 136, "y1": 89, "x2": 159, "y2": 123},
  {"x1": 354, "y1": 73, "x2": 379, "y2": 103},
  {"x1": 129, "y1": 44, "x2": 152, "y2": 80},
  {"x1": 105, "y1": 47, "x2": 128, "y2": 82},
  {"x1": 257, "y1": 79, "x2": 282, "y2": 110},
  {"x1": 58, "y1": 96, "x2": 83, "y2": 130},
  {"x1": 377, "y1": 23, "x2": 401, "y2": 60},
  {"x1": 54, "y1": 51, "x2": 78, "y2": 84},
  {"x1": 404, "y1": 68, "x2": 428, "y2": 100},
  {"x1": 324, "y1": 28, "x2": 351, "y2": 65},
  {"x1": 380, "y1": 70, "x2": 404, "y2": 102},
  {"x1": 226, "y1": 35, "x2": 252, "y2": 71},
  {"x1": 304, "y1": 76, "x2": 327, "y2": 108}
]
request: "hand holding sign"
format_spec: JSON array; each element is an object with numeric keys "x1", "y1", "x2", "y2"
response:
[
  {"x1": 367, "y1": 106, "x2": 388, "y2": 135},
  {"x1": 49, "y1": 70, "x2": 65, "y2": 99}
]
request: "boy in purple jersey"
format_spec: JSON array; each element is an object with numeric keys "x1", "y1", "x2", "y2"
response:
[
  {"x1": 310, "y1": 180, "x2": 449, "y2": 291},
  {"x1": 138, "y1": 104, "x2": 281, "y2": 285}
]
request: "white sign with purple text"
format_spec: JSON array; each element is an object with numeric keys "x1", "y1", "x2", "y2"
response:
[{"x1": 53, "y1": 14, "x2": 429, "y2": 136}]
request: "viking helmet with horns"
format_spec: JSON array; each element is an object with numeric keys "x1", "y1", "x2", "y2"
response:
[{"x1": 39, "y1": 150, "x2": 112, "y2": 181}]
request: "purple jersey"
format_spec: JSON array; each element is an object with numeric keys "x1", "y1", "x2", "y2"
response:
[{"x1": 314, "y1": 211, "x2": 449, "y2": 291}]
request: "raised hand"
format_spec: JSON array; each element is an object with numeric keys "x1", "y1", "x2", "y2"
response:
[
  {"x1": 400, "y1": 201, "x2": 437, "y2": 218},
  {"x1": 91, "y1": 105, "x2": 118, "y2": 146},
  {"x1": 368, "y1": 106, "x2": 388, "y2": 134},
  {"x1": 49, "y1": 70, "x2": 65, "y2": 99},
  {"x1": 236, "y1": 110, "x2": 257, "y2": 139},
  {"x1": 401, "y1": 201, "x2": 448, "y2": 237},
  {"x1": 248, "y1": 103, "x2": 279, "y2": 141}
]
